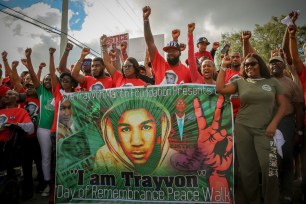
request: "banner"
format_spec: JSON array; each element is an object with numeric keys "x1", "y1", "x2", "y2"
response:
[{"x1": 55, "y1": 84, "x2": 234, "y2": 203}]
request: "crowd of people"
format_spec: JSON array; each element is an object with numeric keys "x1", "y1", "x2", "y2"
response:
[{"x1": 0, "y1": 6, "x2": 305, "y2": 204}]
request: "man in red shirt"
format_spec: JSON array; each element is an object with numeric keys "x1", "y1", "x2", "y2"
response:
[
  {"x1": 72, "y1": 48, "x2": 113, "y2": 91},
  {"x1": 143, "y1": 6, "x2": 191, "y2": 85},
  {"x1": 194, "y1": 37, "x2": 214, "y2": 61}
]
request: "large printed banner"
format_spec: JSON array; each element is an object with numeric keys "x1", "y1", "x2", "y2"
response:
[{"x1": 55, "y1": 84, "x2": 233, "y2": 203}]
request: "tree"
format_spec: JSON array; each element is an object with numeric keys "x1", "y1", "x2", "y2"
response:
[{"x1": 220, "y1": 15, "x2": 306, "y2": 63}]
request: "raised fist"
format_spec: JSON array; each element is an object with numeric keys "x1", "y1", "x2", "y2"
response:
[
  {"x1": 49, "y1": 48, "x2": 56, "y2": 54},
  {"x1": 12, "y1": 61, "x2": 19, "y2": 68},
  {"x1": 187, "y1": 23, "x2": 195, "y2": 33},
  {"x1": 143, "y1": 6, "x2": 151, "y2": 20},
  {"x1": 82, "y1": 48, "x2": 90, "y2": 56},
  {"x1": 172, "y1": 29, "x2": 180, "y2": 41},
  {"x1": 100, "y1": 35, "x2": 108, "y2": 46},
  {"x1": 39, "y1": 62, "x2": 46, "y2": 69},
  {"x1": 1, "y1": 51, "x2": 8, "y2": 60},
  {"x1": 241, "y1": 31, "x2": 251, "y2": 40},
  {"x1": 66, "y1": 43, "x2": 73, "y2": 51},
  {"x1": 109, "y1": 50, "x2": 116, "y2": 58},
  {"x1": 25, "y1": 48, "x2": 32, "y2": 57}
]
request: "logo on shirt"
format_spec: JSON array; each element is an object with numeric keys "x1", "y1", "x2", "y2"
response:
[
  {"x1": 90, "y1": 82, "x2": 105, "y2": 91},
  {"x1": 0, "y1": 114, "x2": 8, "y2": 126},
  {"x1": 161, "y1": 70, "x2": 178, "y2": 85},
  {"x1": 25, "y1": 102, "x2": 38, "y2": 117},
  {"x1": 262, "y1": 84, "x2": 272, "y2": 92}
]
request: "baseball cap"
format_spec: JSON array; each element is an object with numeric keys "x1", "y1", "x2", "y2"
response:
[
  {"x1": 269, "y1": 56, "x2": 284, "y2": 63},
  {"x1": 163, "y1": 41, "x2": 180, "y2": 52},
  {"x1": 197, "y1": 37, "x2": 210, "y2": 45}
]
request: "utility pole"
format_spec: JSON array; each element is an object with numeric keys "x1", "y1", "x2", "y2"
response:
[{"x1": 60, "y1": 0, "x2": 68, "y2": 59}]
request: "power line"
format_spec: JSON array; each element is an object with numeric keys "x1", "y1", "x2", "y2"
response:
[
  {"x1": 115, "y1": 0, "x2": 142, "y2": 31},
  {"x1": 0, "y1": 3, "x2": 101, "y2": 57}
]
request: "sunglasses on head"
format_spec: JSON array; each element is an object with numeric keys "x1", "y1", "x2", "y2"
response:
[{"x1": 244, "y1": 61, "x2": 258, "y2": 67}]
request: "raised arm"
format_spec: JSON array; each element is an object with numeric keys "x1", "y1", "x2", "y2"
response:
[
  {"x1": 36, "y1": 62, "x2": 46, "y2": 81},
  {"x1": 288, "y1": 25, "x2": 304, "y2": 75},
  {"x1": 172, "y1": 29, "x2": 180, "y2": 42},
  {"x1": 48, "y1": 47, "x2": 58, "y2": 90},
  {"x1": 282, "y1": 27, "x2": 292, "y2": 65},
  {"x1": 71, "y1": 48, "x2": 89, "y2": 84},
  {"x1": 144, "y1": 48, "x2": 153, "y2": 78},
  {"x1": 143, "y1": 6, "x2": 157, "y2": 62},
  {"x1": 216, "y1": 54, "x2": 238, "y2": 94},
  {"x1": 24, "y1": 48, "x2": 40, "y2": 88},
  {"x1": 11, "y1": 61, "x2": 23, "y2": 92},
  {"x1": 100, "y1": 35, "x2": 117, "y2": 77},
  {"x1": 188, "y1": 22, "x2": 203, "y2": 83},
  {"x1": 58, "y1": 42, "x2": 73, "y2": 73},
  {"x1": 1, "y1": 51, "x2": 12, "y2": 78},
  {"x1": 241, "y1": 31, "x2": 253, "y2": 58}
]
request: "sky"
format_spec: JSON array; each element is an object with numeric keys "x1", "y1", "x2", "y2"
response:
[{"x1": 0, "y1": 0, "x2": 305, "y2": 76}]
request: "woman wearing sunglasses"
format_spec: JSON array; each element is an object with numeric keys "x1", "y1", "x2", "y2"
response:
[
  {"x1": 100, "y1": 35, "x2": 147, "y2": 87},
  {"x1": 216, "y1": 53, "x2": 288, "y2": 204}
]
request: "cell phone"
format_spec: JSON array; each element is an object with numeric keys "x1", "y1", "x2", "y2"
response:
[{"x1": 221, "y1": 43, "x2": 230, "y2": 54}]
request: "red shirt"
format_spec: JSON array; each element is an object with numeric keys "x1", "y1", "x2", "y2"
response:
[
  {"x1": 80, "y1": 76, "x2": 113, "y2": 91},
  {"x1": 225, "y1": 68, "x2": 241, "y2": 118},
  {"x1": 0, "y1": 84, "x2": 10, "y2": 97},
  {"x1": 0, "y1": 108, "x2": 32, "y2": 141},
  {"x1": 51, "y1": 84, "x2": 63, "y2": 133},
  {"x1": 194, "y1": 51, "x2": 213, "y2": 61},
  {"x1": 152, "y1": 50, "x2": 191, "y2": 85},
  {"x1": 112, "y1": 71, "x2": 146, "y2": 87}
]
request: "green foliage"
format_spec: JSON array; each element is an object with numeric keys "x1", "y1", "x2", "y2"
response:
[{"x1": 220, "y1": 15, "x2": 306, "y2": 63}]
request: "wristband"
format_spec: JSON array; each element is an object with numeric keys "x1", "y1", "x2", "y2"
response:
[
  {"x1": 77, "y1": 60, "x2": 83, "y2": 64},
  {"x1": 220, "y1": 67, "x2": 227, "y2": 72}
]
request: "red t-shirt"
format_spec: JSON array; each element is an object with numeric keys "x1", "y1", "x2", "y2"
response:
[
  {"x1": 112, "y1": 71, "x2": 146, "y2": 87},
  {"x1": 152, "y1": 50, "x2": 191, "y2": 85},
  {"x1": 0, "y1": 108, "x2": 32, "y2": 141},
  {"x1": 194, "y1": 51, "x2": 213, "y2": 61},
  {"x1": 0, "y1": 84, "x2": 10, "y2": 97},
  {"x1": 225, "y1": 68, "x2": 241, "y2": 118},
  {"x1": 80, "y1": 76, "x2": 113, "y2": 91},
  {"x1": 51, "y1": 84, "x2": 63, "y2": 133}
]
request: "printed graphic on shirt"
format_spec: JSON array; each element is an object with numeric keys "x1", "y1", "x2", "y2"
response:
[
  {"x1": 0, "y1": 114, "x2": 8, "y2": 126},
  {"x1": 25, "y1": 102, "x2": 39, "y2": 124},
  {"x1": 161, "y1": 70, "x2": 178, "y2": 85},
  {"x1": 89, "y1": 82, "x2": 105, "y2": 91},
  {"x1": 262, "y1": 84, "x2": 272, "y2": 92},
  {"x1": 121, "y1": 83, "x2": 133, "y2": 87},
  {"x1": 45, "y1": 97, "x2": 55, "y2": 111}
]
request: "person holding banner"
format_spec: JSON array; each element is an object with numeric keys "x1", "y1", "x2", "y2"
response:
[
  {"x1": 216, "y1": 53, "x2": 288, "y2": 204},
  {"x1": 143, "y1": 6, "x2": 191, "y2": 85},
  {"x1": 101, "y1": 35, "x2": 149, "y2": 87}
]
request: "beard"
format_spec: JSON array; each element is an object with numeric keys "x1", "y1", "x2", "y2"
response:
[
  {"x1": 167, "y1": 56, "x2": 180, "y2": 66},
  {"x1": 94, "y1": 69, "x2": 104, "y2": 78}
]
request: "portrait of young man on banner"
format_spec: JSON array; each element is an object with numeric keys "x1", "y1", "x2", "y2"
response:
[{"x1": 94, "y1": 99, "x2": 178, "y2": 175}]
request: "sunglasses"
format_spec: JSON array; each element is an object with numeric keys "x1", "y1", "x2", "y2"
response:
[
  {"x1": 82, "y1": 61, "x2": 91, "y2": 66},
  {"x1": 244, "y1": 61, "x2": 258, "y2": 67},
  {"x1": 122, "y1": 64, "x2": 133, "y2": 69},
  {"x1": 60, "y1": 78, "x2": 72, "y2": 83}
]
